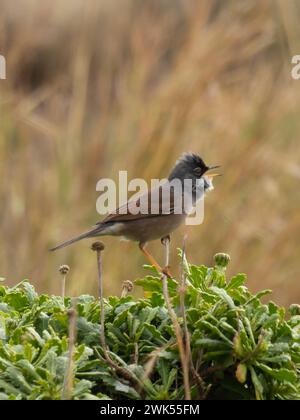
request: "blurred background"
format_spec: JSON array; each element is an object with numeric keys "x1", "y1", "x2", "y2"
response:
[{"x1": 0, "y1": 0, "x2": 300, "y2": 305}]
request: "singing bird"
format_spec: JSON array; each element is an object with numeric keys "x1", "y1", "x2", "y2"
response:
[{"x1": 50, "y1": 153, "x2": 219, "y2": 275}]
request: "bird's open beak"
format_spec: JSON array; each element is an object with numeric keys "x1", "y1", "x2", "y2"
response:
[{"x1": 206, "y1": 165, "x2": 221, "y2": 178}]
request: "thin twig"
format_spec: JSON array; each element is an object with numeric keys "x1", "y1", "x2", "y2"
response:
[
  {"x1": 180, "y1": 237, "x2": 206, "y2": 397},
  {"x1": 62, "y1": 298, "x2": 77, "y2": 400},
  {"x1": 98, "y1": 247, "x2": 106, "y2": 350},
  {"x1": 138, "y1": 341, "x2": 177, "y2": 398},
  {"x1": 133, "y1": 342, "x2": 139, "y2": 365},
  {"x1": 179, "y1": 235, "x2": 189, "y2": 340},
  {"x1": 62, "y1": 276, "x2": 66, "y2": 299},
  {"x1": 143, "y1": 341, "x2": 176, "y2": 380},
  {"x1": 92, "y1": 242, "x2": 141, "y2": 391},
  {"x1": 179, "y1": 237, "x2": 192, "y2": 376},
  {"x1": 161, "y1": 237, "x2": 191, "y2": 400}
]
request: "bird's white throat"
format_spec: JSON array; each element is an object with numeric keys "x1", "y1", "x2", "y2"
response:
[{"x1": 203, "y1": 175, "x2": 214, "y2": 193}]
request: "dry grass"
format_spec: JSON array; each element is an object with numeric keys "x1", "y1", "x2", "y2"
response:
[{"x1": 0, "y1": 0, "x2": 300, "y2": 305}]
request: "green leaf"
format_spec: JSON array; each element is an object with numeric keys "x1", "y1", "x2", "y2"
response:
[
  {"x1": 135, "y1": 276, "x2": 177, "y2": 294},
  {"x1": 196, "y1": 338, "x2": 232, "y2": 350},
  {"x1": 249, "y1": 367, "x2": 264, "y2": 400},
  {"x1": 22, "y1": 282, "x2": 38, "y2": 305},
  {"x1": 5, "y1": 367, "x2": 32, "y2": 394},
  {"x1": 226, "y1": 274, "x2": 247, "y2": 290},
  {"x1": 233, "y1": 333, "x2": 244, "y2": 358},
  {"x1": 143, "y1": 323, "x2": 166, "y2": 343},
  {"x1": 196, "y1": 320, "x2": 233, "y2": 346},
  {"x1": 0, "y1": 255, "x2": 299, "y2": 401},
  {"x1": 73, "y1": 380, "x2": 93, "y2": 398},
  {"x1": 210, "y1": 287, "x2": 236, "y2": 309},
  {"x1": 256, "y1": 364, "x2": 297, "y2": 383},
  {"x1": 0, "y1": 379, "x2": 20, "y2": 396}
]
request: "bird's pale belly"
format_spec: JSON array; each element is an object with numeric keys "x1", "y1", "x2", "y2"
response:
[{"x1": 108, "y1": 213, "x2": 186, "y2": 243}]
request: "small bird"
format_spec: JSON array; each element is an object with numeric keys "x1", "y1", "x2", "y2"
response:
[{"x1": 50, "y1": 153, "x2": 219, "y2": 275}]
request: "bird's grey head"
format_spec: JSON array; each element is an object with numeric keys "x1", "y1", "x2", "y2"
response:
[{"x1": 168, "y1": 152, "x2": 213, "y2": 189}]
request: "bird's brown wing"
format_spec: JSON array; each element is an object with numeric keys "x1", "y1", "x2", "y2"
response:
[{"x1": 97, "y1": 184, "x2": 179, "y2": 225}]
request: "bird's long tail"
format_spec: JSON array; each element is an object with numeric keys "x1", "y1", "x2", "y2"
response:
[{"x1": 49, "y1": 227, "x2": 101, "y2": 251}]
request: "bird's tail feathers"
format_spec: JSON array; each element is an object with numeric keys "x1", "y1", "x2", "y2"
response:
[{"x1": 49, "y1": 226, "x2": 102, "y2": 251}]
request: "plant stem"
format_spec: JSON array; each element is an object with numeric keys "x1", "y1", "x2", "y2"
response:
[
  {"x1": 92, "y1": 242, "x2": 141, "y2": 391},
  {"x1": 62, "y1": 299, "x2": 77, "y2": 400},
  {"x1": 96, "y1": 248, "x2": 106, "y2": 351},
  {"x1": 161, "y1": 237, "x2": 191, "y2": 400},
  {"x1": 61, "y1": 275, "x2": 66, "y2": 300},
  {"x1": 180, "y1": 236, "x2": 206, "y2": 397}
]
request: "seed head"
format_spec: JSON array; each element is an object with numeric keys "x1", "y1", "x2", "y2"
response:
[
  {"x1": 123, "y1": 280, "x2": 133, "y2": 292},
  {"x1": 91, "y1": 241, "x2": 105, "y2": 252},
  {"x1": 121, "y1": 280, "x2": 133, "y2": 297},
  {"x1": 161, "y1": 236, "x2": 170, "y2": 246},
  {"x1": 59, "y1": 265, "x2": 70, "y2": 275}
]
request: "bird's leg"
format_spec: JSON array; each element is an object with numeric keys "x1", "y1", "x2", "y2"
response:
[
  {"x1": 161, "y1": 235, "x2": 172, "y2": 278},
  {"x1": 139, "y1": 242, "x2": 163, "y2": 274}
]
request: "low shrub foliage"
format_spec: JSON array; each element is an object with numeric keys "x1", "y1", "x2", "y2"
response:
[{"x1": 0, "y1": 254, "x2": 299, "y2": 400}]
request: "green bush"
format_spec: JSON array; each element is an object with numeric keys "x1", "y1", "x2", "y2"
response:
[{"x1": 0, "y1": 254, "x2": 299, "y2": 400}]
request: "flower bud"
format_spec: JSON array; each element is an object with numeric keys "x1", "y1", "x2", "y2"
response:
[
  {"x1": 236, "y1": 363, "x2": 247, "y2": 384},
  {"x1": 289, "y1": 304, "x2": 300, "y2": 316},
  {"x1": 214, "y1": 253, "x2": 231, "y2": 268},
  {"x1": 233, "y1": 333, "x2": 244, "y2": 358}
]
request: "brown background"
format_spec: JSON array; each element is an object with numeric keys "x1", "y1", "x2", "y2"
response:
[{"x1": 0, "y1": 0, "x2": 299, "y2": 305}]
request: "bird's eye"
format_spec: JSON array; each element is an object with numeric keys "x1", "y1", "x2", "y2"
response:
[{"x1": 193, "y1": 167, "x2": 202, "y2": 176}]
